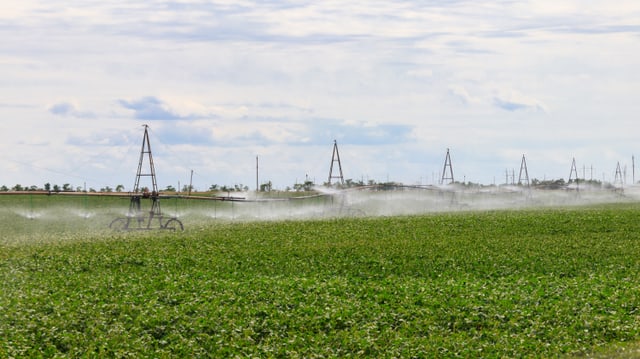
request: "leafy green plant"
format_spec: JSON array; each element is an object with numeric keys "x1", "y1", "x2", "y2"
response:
[{"x1": 1, "y1": 195, "x2": 640, "y2": 357}]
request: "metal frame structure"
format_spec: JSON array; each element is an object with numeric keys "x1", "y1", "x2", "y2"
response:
[
  {"x1": 440, "y1": 148, "x2": 454, "y2": 185},
  {"x1": 614, "y1": 161, "x2": 624, "y2": 187},
  {"x1": 568, "y1": 157, "x2": 580, "y2": 192},
  {"x1": 109, "y1": 125, "x2": 183, "y2": 231},
  {"x1": 328, "y1": 140, "x2": 345, "y2": 186},
  {"x1": 518, "y1": 154, "x2": 530, "y2": 188}
]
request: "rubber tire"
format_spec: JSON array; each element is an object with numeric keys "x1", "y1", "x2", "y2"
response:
[
  {"x1": 109, "y1": 218, "x2": 128, "y2": 231},
  {"x1": 163, "y1": 218, "x2": 184, "y2": 231}
]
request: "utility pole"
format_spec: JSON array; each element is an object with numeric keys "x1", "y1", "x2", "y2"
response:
[
  {"x1": 188, "y1": 169, "x2": 193, "y2": 196},
  {"x1": 256, "y1": 155, "x2": 259, "y2": 192}
]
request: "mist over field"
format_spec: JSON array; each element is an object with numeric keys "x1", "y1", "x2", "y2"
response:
[{"x1": 2, "y1": 184, "x2": 638, "y2": 238}]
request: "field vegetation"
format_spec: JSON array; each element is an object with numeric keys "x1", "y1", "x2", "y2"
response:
[{"x1": 1, "y1": 194, "x2": 640, "y2": 357}]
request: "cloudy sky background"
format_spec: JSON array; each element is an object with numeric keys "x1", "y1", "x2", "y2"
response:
[{"x1": 1, "y1": 1, "x2": 639, "y2": 191}]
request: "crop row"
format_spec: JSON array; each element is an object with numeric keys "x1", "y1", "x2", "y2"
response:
[{"x1": 1, "y1": 203, "x2": 640, "y2": 356}]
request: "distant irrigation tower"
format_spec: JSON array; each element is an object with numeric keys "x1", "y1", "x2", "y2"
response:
[
  {"x1": 569, "y1": 157, "x2": 580, "y2": 191},
  {"x1": 569, "y1": 157, "x2": 579, "y2": 182},
  {"x1": 440, "y1": 148, "x2": 454, "y2": 185},
  {"x1": 518, "y1": 154, "x2": 530, "y2": 188},
  {"x1": 327, "y1": 140, "x2": 345, "y2": 186},
  {"x1": 614, "y1": 162, "x2": 624, "y2": 187}
]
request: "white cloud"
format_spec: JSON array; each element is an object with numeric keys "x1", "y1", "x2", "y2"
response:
[
  {"x1": 447, "y1": 85, "x2": 477, "y2": 105},
  {"x1": 0, "y1": 0, "x2": 639, "y2": 188},
  {"x1": 492, "y1": 89, "x2": 547, "y2": 113}
]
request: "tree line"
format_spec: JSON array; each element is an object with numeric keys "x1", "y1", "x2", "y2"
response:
[
  {"x1": 0, "y1": 183, "x2": 127, "y2": 193},
  {"x1": 2, "y1": 177, "x2": 609, "y2": 194},
  {"x1": 0, "y1": 178, "x2": 374, "y2": 194}
]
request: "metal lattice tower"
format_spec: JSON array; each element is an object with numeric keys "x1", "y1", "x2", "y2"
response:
[
  {"x1": 568, "y1": 157, "x2": 580, "y2": 193},
  {"x1": 614, "y1": 161, "x2": 624, "y2": 187},
  {"x1": 518, "y1": 154, "x2": 530, "y2": 187},
  {"x1": 131, "y1": 124, "x2": 161, "y2": 216},
  {"x1": 107, "y1": 124, "x2": 184, "y2": 231},
  {"x1": 328, "y1": 140, "x2": 345, "y2": 186},
  {"x1": 440, "y1": 148, "x2": 454, "y2": 185},
  {"x1": 568, "y1": 158, "x2": 579, "y2": 183}
]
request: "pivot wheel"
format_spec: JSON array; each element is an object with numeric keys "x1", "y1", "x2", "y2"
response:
[
  {"x1": 109, "y1": 218, "x2": 129, "y2": 231},
  {"x1": 163, "y1": 218, "x2": 184, "y2": 231}
]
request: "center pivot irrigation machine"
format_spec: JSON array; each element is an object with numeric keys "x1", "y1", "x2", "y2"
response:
[
  {"x1": 109, "y1": 127, "x2": 362, "y2": 230},
  {"x1": 109, "y1": 125, "x2": 184, "y2": 231},
  {"x1": 3, "y1": 124, "x2": 633, "y2": 228}
]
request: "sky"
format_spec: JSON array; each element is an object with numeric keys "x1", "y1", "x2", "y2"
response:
[{"x1": 1, "y1": 0, "x2": 639, "y2": 191}]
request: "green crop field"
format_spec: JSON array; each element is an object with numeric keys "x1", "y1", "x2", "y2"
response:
[{"x1": 1, "y1": 194, "x2": 640, "y2": 357}]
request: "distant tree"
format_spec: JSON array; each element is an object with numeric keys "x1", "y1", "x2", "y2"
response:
[
  {"x1": 209, "y1": 184, "x2": 219, "y2": 191},
  {"x1": 101, "y1": 186, "x2": 113, "y2": 193},
  {"x1": 0, "y1": 185, "x2": 8, "y2": 191},
  {"x1": 53, "y1": 184, "x2": 60, "y2": 192},
  {"x1": 29, "y1": 185, "x2": 38, "y2": 191},
  {"x1": 164, "y1": 185, "x2": 176, "y2": 192},
  {"x1": 260, "y1": 181, "x2": 272, "y2": 192},
  {"x1": 303, "y1": 180, "x2": 313, "y2": 191},
  {"x1": 582, "y1": 179, "x2": 602, "y2": 186},
  {"x1": 531, "y1": 178, "x2": 566, "y2": 189},
  {"x1": 116, "y1": 184, "x2": 125, "y2": 192},
  {"x1": 12, "y1": 184, "x2": 23, "y2": 191},
  {"x1": 292, "y1": 180, "x2": 313, "y2": 192},
  {"x1": 44, "y1": 183, "x2": 51, "y2": 191},
  {"x1": 62, "y1": 183, "x2": 72, "y2": 191}
]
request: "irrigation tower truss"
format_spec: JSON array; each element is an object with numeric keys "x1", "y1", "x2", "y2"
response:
[
  {"x1": 614, "y1": 162, "x2": 624, "y2": 188},
  {"x1": 328, "y1": 140, "x2": 345, "y2": 186},
  {"x1": 109, "y1": 125, "x2": 184, "y2": 231},
  {"x1": 440, "y1": 149, "x2": 454, "y2": 185},
  {"x1": 518, "y1": 154, "x2": 530, "y2": 188}
]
